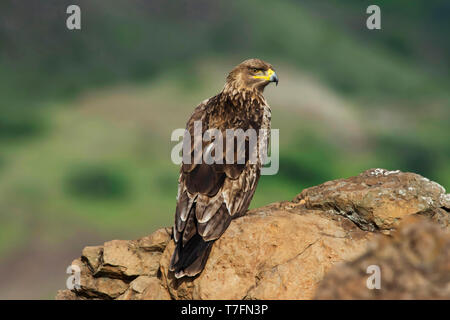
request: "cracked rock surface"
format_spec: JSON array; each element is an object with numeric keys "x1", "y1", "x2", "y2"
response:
[{"x1": 56, "y1": 169, "x2": 449, "y2": 300}]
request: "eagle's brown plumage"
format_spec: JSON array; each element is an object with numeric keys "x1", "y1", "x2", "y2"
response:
[{"x1": 169, "y1": 58, "x2": 278, "y2": 278}]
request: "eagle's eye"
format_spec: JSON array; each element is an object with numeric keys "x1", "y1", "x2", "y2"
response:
[{"x1": 252, "y1": 68, "x2": 259, "y2": 73}]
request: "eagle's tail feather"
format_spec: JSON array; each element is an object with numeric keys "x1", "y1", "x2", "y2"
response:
[{"x1": 169, "y1": 233, "x2": 214, "y2": 278}]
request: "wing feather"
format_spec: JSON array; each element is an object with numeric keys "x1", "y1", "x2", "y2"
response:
[
  {"x1": 197, "y1": 203, "x2": 232, "y2": 241},
  {"x1": 170, "y1": 96, "x2": 268, "y2": 277},
  {"x1": 196, "y1": 193, "x2": 224, "y2": 223}
]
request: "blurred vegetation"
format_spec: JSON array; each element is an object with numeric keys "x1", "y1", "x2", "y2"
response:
[
  {"x1": 0, "y1": 0, "x2": 448, "y2": 298},
  {"x1": 65, "y1": 165, "x2": 130, "y2": 200}
]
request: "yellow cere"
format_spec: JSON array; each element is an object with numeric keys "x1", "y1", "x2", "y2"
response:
[{"x1": 253, "y1": 68, "x2": 275, "y2": 81}]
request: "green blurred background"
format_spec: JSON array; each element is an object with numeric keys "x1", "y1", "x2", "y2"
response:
[{"x1": 0, "y1": 0, "x2": 448, "y2": 299}]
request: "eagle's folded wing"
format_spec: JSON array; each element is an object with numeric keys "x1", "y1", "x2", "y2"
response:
[{"x1": 170, "y1": 99, "x2": 262, "y2": 278}]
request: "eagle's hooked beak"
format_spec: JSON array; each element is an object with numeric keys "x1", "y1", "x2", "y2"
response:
[
  {"x1": 269, "y1": 69, "x2": 279, "y2": 86},
  {"x1": 254, "y1": 68, "x2": 279, "y2": 86}
]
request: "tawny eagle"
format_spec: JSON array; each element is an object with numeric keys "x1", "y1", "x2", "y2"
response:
[{"x1": 169, "y1": 58, "x2": 278, "y2": 278}]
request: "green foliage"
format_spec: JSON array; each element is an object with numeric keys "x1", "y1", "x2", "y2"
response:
[
  {"x1": 278, "y1": 136, "x2": 338, "y2": 188},
  {"x1": 0, "y1": 109, "x2": 47, "y2": 141},
  {"x1": 64, "y1": 165, "x2": 129, "y2": 200},
  {"x1": 375, "y1": 134, "x2": 435, "y2": 177},
  {"x1": 1, "y1": 0, "x2": 448, "y2": 116}
]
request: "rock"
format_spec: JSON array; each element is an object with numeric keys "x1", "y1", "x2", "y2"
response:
[
  {"x1": 72, "y1": 258, "x2": 129, "y2": 299},
  {"x1": 56, "y1": 169, "x2": 449, "y2": 300},
  {"x1": 136, "y1": 228, "x2": 172, "y2": 252},
  {"x1": 294, "y1": 168, "x2": 448, "y2": 232},
  {"x1": 55, "y1": 289, "x2": 80, "y2": 300},
  {"x1": 58, "y1": 227, "x2": 171, "y2": 300},
  {"x1": 315, "y1": 216, "x2": 450, "y2": 299},
  {"x1": 441, "y1": 193, "x2": 450, "y2": 210},
  {"x1": 117, "y1": 276, "x2": 171, "y2": 300},
  {"x1": 159, "y1": 209, "x2": 373, "y2": 299},
  {"x1": 96, "y1": 240, "x2": 161, "y2": 278},
  {"x1": 81, "y1": 246, "x2": 102, "y2": 272}
]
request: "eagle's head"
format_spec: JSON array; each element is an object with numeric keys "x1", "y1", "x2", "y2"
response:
[{"x1": 226, "y1": 58, "x2": 278, "y2": 93}]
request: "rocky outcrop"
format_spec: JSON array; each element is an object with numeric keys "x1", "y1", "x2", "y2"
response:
[
  {"x1": 315, "y1": 216, "x2": 450, "y2": 299},
  {"x1": 56, "y1": 228, "x2": 172, "y2": 300},
  {"x1": 56, "y1": 169, "x2": 450, "y2": 300}
]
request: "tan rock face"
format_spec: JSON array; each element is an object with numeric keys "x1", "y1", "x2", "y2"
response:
[
  {"x1": 96, "y1": 239, "x2": 160, "y2": 278},
  {"x1": 56, "y1": 169, "x2": 449, "y2": 300},
  {"x1": 160, "y1": 209, "x2": 373, "y2": 299},
  {"x1": 117, "y1": 276, "x2": 171, "y2": 300},
  {"x1": 72, "y1": 258, "x2": 129, "y2": 299},
  {"x1": 56, "y1": 227, "x2": 172, "y2": 300},
  {"x1": 315, "y1": 217, "x2": 450, "y2": 299}
]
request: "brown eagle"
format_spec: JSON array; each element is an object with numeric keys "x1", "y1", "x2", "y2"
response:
[{"x1": 169, "y1": 58, "x2": 278, "y2": 278}]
